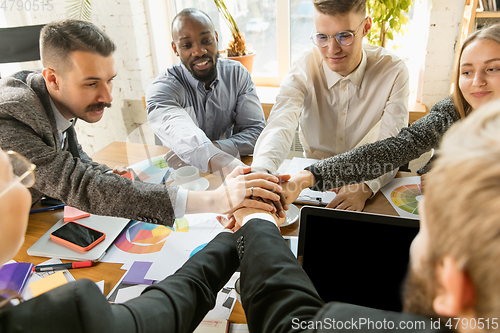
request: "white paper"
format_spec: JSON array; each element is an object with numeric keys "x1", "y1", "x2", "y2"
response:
[
  {"x1": 101, "y1": 213, "x2": 224, "y2": 270},
  {"x1": 114, "y1": 284, "x2": 149, "y2": 303},
  {"x1": 285, "y1": 157, "x2": 336, "y2": 205},
  {"x1": 95, "y1": 280, "x2": 105, "y2": 294},
  {"x1": 229, "y1": 324, "x2": 249, "y2": 333},
  {"x1": 380, "y1": 176, "x2": 421, "y2": 220},
  {"x1": 127, "y1": 154, "x2": 173, "y2": 184},
  {"x1": 203, "y1": 272, "x2": 239, "y2": 320},
  {"x1": 284, "y1": 157, "x2": 318, "y2": 174},
  {"x1": 144, "y1": 231, "x2": 221, "y2": 280},
  {"x1": 22, "y1": 258, "x2": 75, "y2": 300},
  {"x1": 283, "y1": 236, "x2": 299, "y2": 258}
]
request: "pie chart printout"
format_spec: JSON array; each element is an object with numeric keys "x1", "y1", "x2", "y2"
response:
[{"x1": 390, "y1": 184, "x2": 422, "y2": 215}]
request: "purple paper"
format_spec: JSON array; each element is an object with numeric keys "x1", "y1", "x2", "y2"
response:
[
  {"x1": 0, "y1": 262, "x2": 33, "y2": 297},
  {"x1": 123, "y1": 261, "x2": 154, "y2": 285}
]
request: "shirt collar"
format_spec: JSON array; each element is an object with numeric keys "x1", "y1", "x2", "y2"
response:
[
  {"x1": 49, "y1": 97, "x2": 72, "y2": 133},
  {"x1": 181, "y1": 61, "x2": 220, "y2": 92},
  {"x1": 323, "y1": 48, "x2": 367, "y2": 89}
]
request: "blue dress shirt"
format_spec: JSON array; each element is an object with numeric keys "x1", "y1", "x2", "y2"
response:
[{"x1": 146, "y1": 59, "x2": 265, "y2": 172}]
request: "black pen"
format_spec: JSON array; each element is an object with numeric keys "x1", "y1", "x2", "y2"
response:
[{"x1": 30, "y1": 204, "x2": 65, "y2": 214}]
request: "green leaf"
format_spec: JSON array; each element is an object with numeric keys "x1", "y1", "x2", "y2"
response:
[
  {"x1": 66, "y1": 0, "x2": 92, "y2": 21},
  {"x1": 367, "y1": 0, "x2": 411, "y2": 48}
]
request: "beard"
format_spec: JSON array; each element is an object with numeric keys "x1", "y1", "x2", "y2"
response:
[
  {"x1": 184, "y1": 52, "x2": 219, "y2": 84},
  {"x1": 402, "y1": 263, "x2": 451, "y2": 324}
]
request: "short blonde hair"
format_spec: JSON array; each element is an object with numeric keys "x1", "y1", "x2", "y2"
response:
[{"x1": 425, "y1": 100, "x2": 500, "y2": 326}]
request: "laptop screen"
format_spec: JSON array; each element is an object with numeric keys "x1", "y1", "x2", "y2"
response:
[{"x1": 298, "y1": 207, "x2": 420, "y2": 312}]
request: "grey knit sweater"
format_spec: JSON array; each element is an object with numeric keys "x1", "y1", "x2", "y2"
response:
[{"x1": 306, "y1": 97, "x2": 460, "y2": 191}]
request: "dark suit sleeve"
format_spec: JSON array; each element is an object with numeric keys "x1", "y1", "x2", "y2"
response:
[
  {"x1": 114, "y1": 231, "x2": 240, "y2": 332},
  {"x1": 0, "y1": 232, "x2": 239, "y2": 333},
  {"x1": 236, "y1": 219, "x2": 325, "y2": 333},
  {"x1": 0, "y1": 279, "x2": 118, "y2": 333}
]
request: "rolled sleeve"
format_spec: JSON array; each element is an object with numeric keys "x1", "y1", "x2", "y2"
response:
[
  {"x1": 174, "y1": 188, "x2": 188, "y2": 219},
  {"x1": 252, "y1": 79, "x2": 305, "y2": 174}
]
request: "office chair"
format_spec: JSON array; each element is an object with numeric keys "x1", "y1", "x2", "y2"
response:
[{"x1": 0, "y1": 24, "x2": 45, "y2": 78}]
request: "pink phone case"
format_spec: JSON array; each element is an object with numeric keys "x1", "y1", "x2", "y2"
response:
[{"x1": 50, "y1": 222, "x2": 106, "y2": 252}]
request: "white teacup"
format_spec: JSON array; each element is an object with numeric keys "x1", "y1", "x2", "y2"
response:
[
  {"x1": 172, "y1": 166, "x2": 200, "y2": 186},
  {"x1": 235, "y1": 277, "x2": 241, "y2": 304}
]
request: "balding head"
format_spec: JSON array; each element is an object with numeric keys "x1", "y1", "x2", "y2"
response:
[
  {"x1": 170, "y1": 8, "x2": 219, "y2": 87},
  {"x1": 171, "y1": 8, "x2": 215, "y2": 41}
]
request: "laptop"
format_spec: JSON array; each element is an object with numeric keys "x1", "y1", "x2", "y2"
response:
[
  {"x1": 28, "y1": 215, "x2": 130, "y2": 261},
  {"x1": 298, "y1": 206, "x2": 420, "y2": 312}
]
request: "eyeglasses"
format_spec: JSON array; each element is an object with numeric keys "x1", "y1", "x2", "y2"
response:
[
  {"x1": 0, "y1": 151, "x2": 36, "y2": 198},
  {"x1": 311, "y1": 18, "x2": 367, "y2": 48}
]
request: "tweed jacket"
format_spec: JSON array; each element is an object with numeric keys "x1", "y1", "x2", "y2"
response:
[
  {"x1": 0, "y1": 70, "x2": 177, "y2": 226},
  {"x1": 306, "y1": 97, "x2": 460, "y2": 191}
]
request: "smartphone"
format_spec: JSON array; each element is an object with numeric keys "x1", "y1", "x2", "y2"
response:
[{"x1": 50, "y1": 222, "x2": 106, "y2": 252}]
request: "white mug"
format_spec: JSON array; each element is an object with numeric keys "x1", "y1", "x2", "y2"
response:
[{"x1": 172, "y1": 166, "x2": 199, "y2": 185}]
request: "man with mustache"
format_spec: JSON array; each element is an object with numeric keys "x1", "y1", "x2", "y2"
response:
[
  {"x1": 146, "y1": 8, "x2": 266, "y2": 174},
  {"x1": 252, "y1": 0, "x2": 410, "y2": 212},
  {"x1": 0, "y1": 19, "x2": 283, "y2": 226}
]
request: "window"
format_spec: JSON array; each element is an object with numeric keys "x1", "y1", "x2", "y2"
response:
[
  {"x1": 166, "y1": 0, "x2": 424, "y2": 92},
  {"x1": 170, "y1": 0, "x2": 309, "y2": 86}
]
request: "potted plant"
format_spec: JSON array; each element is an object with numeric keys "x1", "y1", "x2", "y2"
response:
[
  {"x1": 214, "y1": 0, "x2": 256, "y2": 74},
  {"x1": 367, "y1": 0, "x2": 413, "y2": 48},
  {"x1": 66, "y1": 0, "x2": 92, "y2": 21}
]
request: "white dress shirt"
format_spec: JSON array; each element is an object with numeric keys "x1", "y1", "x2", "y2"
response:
[
  {"x1": 50, "y1": 98, "x2": 72, "y2": 149},
  {"x1": 252, "y1": 44, "x2": 409, "y2": 194}
]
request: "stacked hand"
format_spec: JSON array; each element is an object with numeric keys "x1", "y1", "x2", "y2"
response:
[
  {"x1": 218, "y1": 207, "x2": 287, "y2": 232},
  {"x1": 216, "y1": 169, "x2": 317, "y2": 231},
  {"x1": 211, "y1": 166, "x2": 287, "y2": 215}
]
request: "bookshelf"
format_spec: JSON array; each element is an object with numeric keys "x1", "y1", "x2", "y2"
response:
[{"x1": 450, "y1": 0, "x2": 500, "y2": 93}]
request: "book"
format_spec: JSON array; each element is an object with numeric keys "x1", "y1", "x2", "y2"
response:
[
  {"x1": 0, "y1": 262, "x2": 33, "y2": 297},
  {"x1": 194, "y1": 319, "x2": 230, "y2": 333}
]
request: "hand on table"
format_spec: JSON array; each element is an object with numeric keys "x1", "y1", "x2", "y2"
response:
[{"x1": 326, "y1": 183, "x2": 372, "y2": 212}]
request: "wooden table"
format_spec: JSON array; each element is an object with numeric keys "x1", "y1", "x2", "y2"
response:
[{"x1": 14, "y1": 141, "x2": 415, "y2": 323}]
